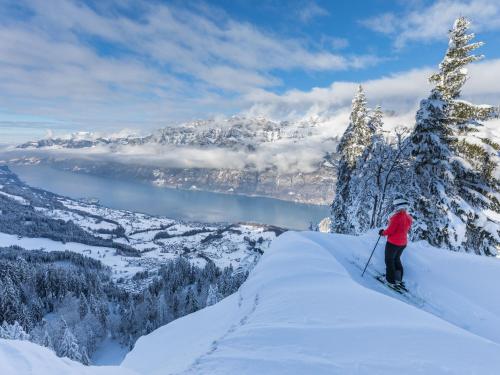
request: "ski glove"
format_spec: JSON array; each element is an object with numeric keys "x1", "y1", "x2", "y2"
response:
[{"x1": 378, "y1": 229, "x2": 385, "y2": 236}]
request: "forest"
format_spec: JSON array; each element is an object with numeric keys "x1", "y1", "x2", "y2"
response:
[{"x1": 0, "y1": 246, "x2": 246, "y2": 363}]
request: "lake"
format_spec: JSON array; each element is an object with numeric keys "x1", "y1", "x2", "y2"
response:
[{"x1": 10, "y1": 164, "x2": 330, "y2": 230}]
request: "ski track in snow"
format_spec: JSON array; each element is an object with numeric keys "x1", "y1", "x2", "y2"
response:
[{"x1": 184, "y1": 293, "x2": 260, "y2": 375}]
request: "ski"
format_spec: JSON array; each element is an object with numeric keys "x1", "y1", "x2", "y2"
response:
[
  {"x1": 353, "y1": 261, "x2": 428, "y2": 307},
  {"x1": 374, "y1": 275, "x2": 407, "y2": 294},
  {"x1": 349, "y1": 258, "x2": 427, "y2": 303}
]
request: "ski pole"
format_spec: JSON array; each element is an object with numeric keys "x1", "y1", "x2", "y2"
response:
[{"x1": 361, "y1": 235, "x2": 381, "y2": 277}]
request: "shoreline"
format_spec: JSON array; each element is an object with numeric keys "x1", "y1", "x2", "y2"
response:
[{"x1": 3, "y1": 154, "x2": 333, "y2": 206}]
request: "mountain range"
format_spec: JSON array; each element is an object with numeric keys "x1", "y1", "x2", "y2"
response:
[{"x1": 11, "y1": 116, "x2": 339, "y2": 205}]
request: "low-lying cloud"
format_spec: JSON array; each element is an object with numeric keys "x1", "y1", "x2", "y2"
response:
[{"x1": 6, "y1": 137, "x2": 338, "y2": 174}]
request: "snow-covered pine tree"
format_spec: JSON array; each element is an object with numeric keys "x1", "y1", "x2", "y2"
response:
[
  {"x1": 368, "y1": 105, "x2": 383, "y2": 133},
  {"x1": 80, "y1": 346, "x2": 90, "y2": 366},
  {"x1": 408, "y1": 17, "x2": 499, "y2": 255},
  {"x1": 206, "y1": 284, "x2": 221, "y2": 306},
  {"x1": 0, "y1": 276, "x2": 20, "y2": 324},
  {"x1": 409, "y1": 89, "x2": 453, "y2": 244},
  {"x1": 157, "y1": 292, "x2": 169, "y2": 325},
  {"x1": 331, "y1": 85, "x2": 373, "y2": 233},
  {"x1": 347, "y1": 105, "x2": 386, "y2": 233},
  {"x1": 58, "y1": 326, "x2": 82, "y2": 362},
  {"x1": 0, "y1": 320, "x2": 30, "y2": 340},
  {"x1": 41, "y1": 327, "x2": 53, "y2": 349},
  {"x1": 430, "y1": 17, "x2": 482, "y2": 100},
  {"x1": 185, "y1": 287, "x2": 199, "y2": 314},
  {"x1": 0, "y1": 322, "x2": 7, "y2": 339},
  {"x1": 79, "y1": 292, "x2": 89, "y2": 319}
]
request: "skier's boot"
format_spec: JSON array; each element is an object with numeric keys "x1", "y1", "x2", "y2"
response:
[
  {"x1": 395, "y1": 280, "x2": 407, "y2": 292},
  {"x1": 381, "y1": 274, "x2": 401, "y2": 292},
  {"x1": 394, "y1": 270, "x2": 402, "y2": 283},
  {"x1": 393, "y1": 270, "x2": 406, "y2": 291}
]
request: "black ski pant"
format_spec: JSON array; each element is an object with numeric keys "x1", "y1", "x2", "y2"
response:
[{"x1": 385, "y1": 242, "x2": 406, "y2": 284}]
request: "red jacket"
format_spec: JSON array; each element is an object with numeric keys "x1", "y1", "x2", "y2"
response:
[{"x1": 383, "y1": 211, "x2": 412, "y2": 246}]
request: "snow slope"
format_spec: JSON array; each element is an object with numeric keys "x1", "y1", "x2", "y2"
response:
[
  {"x1": 0, "y1": 339, "x2": 138, "y2": 375},
  {"x1": 3, "y1": 230, "x2": 500, "y2": 374},
  {"x1": 123, "y1": 231, "x2": 500, "y2": 374}
]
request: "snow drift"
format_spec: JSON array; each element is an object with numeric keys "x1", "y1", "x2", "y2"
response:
[{"x1": 2, "y1": 231, "x2": 500, "y2": 374}]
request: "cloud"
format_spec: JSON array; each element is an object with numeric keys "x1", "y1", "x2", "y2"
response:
[
  {"x1": 3, "y1": 0, "x2": 500, "y2": 158},
  {"x1": 243, "y1": 68, "x2": 431, "y2": 120},
  {"x1": 7, "y1": 55, "x2": 500, "y2": 174},
  {"x1": 0, "y1": 0, "x2": 380, "y2": 134},
  {"x1": 328, "y1": 37, "x2": 350, "y2": 50},
  {"x1": 243, "y1": 58, "x2": 500, "y2": 123},
  {"x1": 6, "y1": 133, "x2": 339, "y2": 174},
  {"x1": 360, "y1": 13, "x2": 398, "y2": 34},
  {"x1": 296, "y1": 1, "x2": 330, "y2": 24},
  {"x1": 361, "y1": 0, "x2": 500, "y2": 48}
]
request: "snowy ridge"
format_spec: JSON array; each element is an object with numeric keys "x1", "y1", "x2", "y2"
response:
[
  {"x1": 122, "y1": 231, "x2": 500, "y2": 374},
  {"x1": 2, "y1": 230, "x2": 500, "y2": 374}
]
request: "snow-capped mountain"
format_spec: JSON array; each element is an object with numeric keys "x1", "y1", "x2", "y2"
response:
[
  {"x1": 17, "y1": 116, "x2": 330, "y2": 150},
  {"x1": 11, "y1": 116, "x2": 339, "y2": 205},
  {"x1": 3, "y1": 230, "x2": 500, "y2": 374}
]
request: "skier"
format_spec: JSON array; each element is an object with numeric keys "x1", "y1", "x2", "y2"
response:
[{"x1": 379, "y1": 198, "x2": 412, "y2": 288}]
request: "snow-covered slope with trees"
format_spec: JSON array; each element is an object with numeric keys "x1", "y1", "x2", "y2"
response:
[
  {"x1": 0, "y1": 165, "x2": 281, "y2": 363},
  {"x1": 4, "y1": 230, "x2": 499, "y2": 374},
  {"x1": 0, "y1": 165, "x2": 279, "y2": 287}
]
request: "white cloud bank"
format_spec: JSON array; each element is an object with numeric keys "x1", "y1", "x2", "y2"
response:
[
  {"x1": 361, "y1": 0, "x2": 500, "y2": 48},
  {"x1": 243, "y1": 58, "x2": 500, "y2": 122}
]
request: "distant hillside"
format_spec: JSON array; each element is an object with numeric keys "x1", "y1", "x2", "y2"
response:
[{"x1": 0, "y1": 165, "x2": 282, "y2": 363}]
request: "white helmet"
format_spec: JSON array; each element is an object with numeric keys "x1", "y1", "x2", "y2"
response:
[{"x1": 393, "y1": 198, "x2": 409, "y2": 210}]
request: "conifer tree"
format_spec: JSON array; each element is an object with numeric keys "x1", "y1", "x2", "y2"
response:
[
  {"x1": 58, "y1": 326, "x2": 82, "y2": 362},
  {"x1": 331, "y1": 85, "x2": 373, "y2": 233},
  {"x1": 185, "y1": 287, "x2": 199, "y2": 314},
  {"x1": 80, "y1": 346, "x2": 90, "y2": 366},
  {"x1": 206, "y1": 284, "x2": 221, "y2": 306},
  {"x1": 79, "y1": 293, "x2": 89, "y2": 319},
  {"x1": 0, "y1": 320, "x2": 30, "y2": 340},
  {"x1": 430, "y1": 17, "x2": 483, "y2": 100},
  {"x1": 0, "y1": 276, "x2": 20, "y2": 324},
  {"x1": 349, "y1": 105, "x2": 386, "y2": 232},
  {"x1": 41, "y1": 328, "x2": 53, "y2": 349},
  {"x1": 408, "y1": 17, "x2": 499, "y2": 255}
]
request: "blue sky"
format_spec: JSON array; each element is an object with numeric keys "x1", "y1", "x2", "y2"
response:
[{"x1": 1, "y1": 0, "x2": 500, "y2": 143}]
